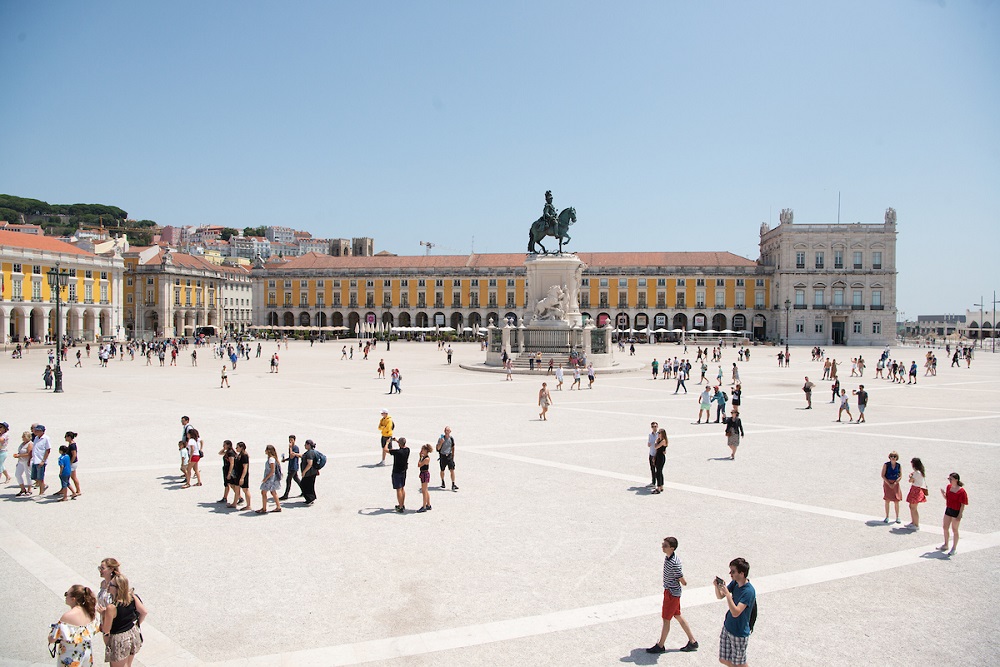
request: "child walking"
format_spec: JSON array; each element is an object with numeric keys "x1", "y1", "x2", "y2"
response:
[{"x1": 417, "y1": 444, "x2": 433, "y2": 513}]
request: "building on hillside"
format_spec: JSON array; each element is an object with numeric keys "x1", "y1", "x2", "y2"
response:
[
  {"x1": 190, "y1": 226, "x2": 223, "y2": 245},
  {"x1": 230, "y1": 234, "x2": 271, "y2": 260},
  {"x1": 159, "y1": 225, "x2": 187, "y2": 246},
  {"x1": 250, "y1": 251, "x2": 771, "y2": 338},
  {"x1": 269, "y1": 242, "x2": 298, "y2": 258},
  {"x1": 0, "y1": 221, "x2": 44, "y2": 235},
  {"x1": 0, "y1": 230, "x2": 125, "y2": 342},
  {"x1": 265, "y1": 226, "x2": 296, "y2": 245},
  {"x1": 298, "y1": 238, "x2": 331, "y2": 255},
  {"x1": 758, "y1": 208, "x2": 898, "y2": 346},
  {"x1": 219, "y1": 264, "x2": 253, "y2": 335}
]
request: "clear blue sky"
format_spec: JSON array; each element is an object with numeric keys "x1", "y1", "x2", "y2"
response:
[{"x1": 2, "y1": 1, "x2": 997, "y2": 315}]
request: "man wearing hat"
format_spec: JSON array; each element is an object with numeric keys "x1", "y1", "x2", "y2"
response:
[
  {"x1": 377, "y1": 409, "x2": 394, "y2": 466},
  {"x1": 30, "y1": 424, "x2": 52, "y2": 496}
]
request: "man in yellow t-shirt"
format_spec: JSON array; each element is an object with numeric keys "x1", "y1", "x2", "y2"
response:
[{"x1": 378, "y1": 410, "x2": 394, "y2": 466}]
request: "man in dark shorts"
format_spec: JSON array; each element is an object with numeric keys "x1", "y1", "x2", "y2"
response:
[
  {"x1": 436, "y1": 426, "x2": 458, "y2": 491},
  {"x1": 383, "y1": 436, "x2": 410, "y2": 513}
]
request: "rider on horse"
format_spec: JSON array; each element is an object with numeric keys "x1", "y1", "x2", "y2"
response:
[{"x1": 539, "y1": 190, "x2": 558, "y2": 236}]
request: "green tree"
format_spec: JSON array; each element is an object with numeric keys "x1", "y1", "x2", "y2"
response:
[
  {"x1": 243, "y1": 225, "x2": 267, "y2": 238},
  {"x1": 220, "y1": 227, "x2": 240, "y2": 241}
]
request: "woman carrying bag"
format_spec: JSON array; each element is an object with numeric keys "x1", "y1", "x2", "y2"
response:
[{"x1": 101, "y1": 573, "x2": 148, "y2": 667}]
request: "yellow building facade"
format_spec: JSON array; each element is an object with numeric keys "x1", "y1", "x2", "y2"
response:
[
  {"x1": 0, "y1": 230, "x2": 125, "y2": 342},
  {"x1": 251, "y1": 251, "x2": 771, "y2": 338}
]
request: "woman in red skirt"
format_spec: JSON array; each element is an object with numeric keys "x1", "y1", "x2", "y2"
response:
[{"x1": 904, "y1": 457, "x2": 927, "y2": 529}]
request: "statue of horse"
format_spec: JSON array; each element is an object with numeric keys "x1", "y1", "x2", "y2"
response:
[{"x1": 528, "y1": 206, "x2": 576, "y2": 254}]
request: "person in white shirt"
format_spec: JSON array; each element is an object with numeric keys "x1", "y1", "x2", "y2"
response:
[{"x1": 30, "y1": 424, "x2": 52, "y2": 496}]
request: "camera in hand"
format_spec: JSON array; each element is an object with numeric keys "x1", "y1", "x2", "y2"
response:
[{"x1": 714, "y1": 576, "x2": 725, "y2": 586}]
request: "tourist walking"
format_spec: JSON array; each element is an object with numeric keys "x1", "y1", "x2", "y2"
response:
[
  {"x1": 587, "y1": 363, "x2": 595, "y2": 389},
  {"x1": 853, "y1": 385, "x2": 868, "y2": 423},
  {"x1": 56, "y1": 445, "x2": 72, "y2": 501},
  {"x1": 939, "y1": 473, "x2": 968, "y2": 555},
  {"x1": 100, "y1": 572, "x2": 148, "y2": 667},
  {"x1": 905, "y1": 457, "x2": 928, "y2": 529},
  {"x1": 220, "y1": 365, "x2": 229, "y2": 388},
  {"x1": 571, "y1": 366, "x2": 581, "y2": 390},
  {"x1": 555, "y1": 364, "x2": 564, "y2": 389},
  {"x1": 31, "y1": 423, "x2": 51, "y2": 496},
  {"x1": 538, "y1": 382, "x2": 553, "y2": 420},
  {"x1": 229, "y1": 441, "x2": 251, "y2": 510},
  {"x1": 378, "y1": 410, "x2": 394, "y2": 465},
  {"x1": 48, "y1": 584, "x2": 100, "y2": 667},
  {"x1": 714, "y1": 557, "x2": 756, "y2": 667},
  {"x1": 646, "y1": 536, "x2": 698, "y2": 654},
  {"x1": 182, "y1": 428, "x2": 203, "y2": 488},
  {"x1": 837, "y1": 389, "x2": 853, "y2": 422},
  {"x1": 713, "y1": 386, "x2": 728, "y2": 423},
  {"x1": 0, "y1": 421, "x2": 9, "y2": 484},
  {"x1": 802, "y1": 377, "x2": 814, "y2": 409},
  {"x1": 383, "y1": 436, "x2": 410, "y2": 513},
  {"x1": 279, "y1": 434, "x2": 302, "y2": 500},
  {"x1": 436, "y1": 426, "x2": 458, "y2": 490},
  {"x1": 65, "y1": 430, "x2": 81, "y2": 497},
  {"x1": 417, "y1": 444, "x2": 433, "y2": 512},
  {"x1": 723, "y1": 409, "x2": 744, "y2": 460},
  {"x1": 256, "y1": 444, "x2": 283, "y2": 514},
  {"x1": 14, "y1": 429, "x2": 33, "y2": 495},
  {"x1": 299, "y1": 439, "x2": 320, "y2": 505},
  {"x1": 881, "y1": 451, "x2": 902, "y2": 524},
  {"x1": 674, "y1": 365, "x2": 687, "y2": 394},
  {"x1": 219, "y1": 440, "x2": 236, "y2": 504}
]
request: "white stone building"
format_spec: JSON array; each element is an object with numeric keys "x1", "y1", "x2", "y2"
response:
[{"x1": 758, "y1": 208, "x2": 897, "y2": 346}]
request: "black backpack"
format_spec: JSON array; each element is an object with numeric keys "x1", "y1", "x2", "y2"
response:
[{"x1": 748, "y1": 599, "x2": 758, "y2": 633}]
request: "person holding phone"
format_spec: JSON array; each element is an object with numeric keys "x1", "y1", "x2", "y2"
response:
[{"x1": 714, "y1": 557, "x2": 756, "y2": 667}]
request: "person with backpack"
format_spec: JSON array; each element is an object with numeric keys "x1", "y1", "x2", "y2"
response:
[
  {"x1": 300, "y1": 439, "x2": 324, "y2": 506},
  {"x1": 714, "y1": 556, "x2": 756, "y2": 667},
  {"x1": 712, "y1": 387, "x2": 728, "y2": 423}
]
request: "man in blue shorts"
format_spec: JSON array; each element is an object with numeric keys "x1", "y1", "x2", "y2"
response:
[{"x1": 714, "y1": 557, "x2": 755, "y2": 667}]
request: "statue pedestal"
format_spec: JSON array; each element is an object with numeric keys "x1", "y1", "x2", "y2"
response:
[
  {"x1": 525, "y1": 254, "x2": 584, "y2": 327},
  {"x1": 482, "y1": 253, "x2": 616, "y2": 369}
]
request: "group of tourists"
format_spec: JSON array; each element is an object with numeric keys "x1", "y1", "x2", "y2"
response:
[
  {"x1": 376, "y1": 410, "x2": 458, "y2": 513},
  {"x1": 47, "y1": 557, "x2": 146, "y2": 667},
  {"x1": 879, "y1": 451, "x2": 969, "y2": 554},
  {"x1": 0, "y1": 422, "x2": 82, "y2": 500}
]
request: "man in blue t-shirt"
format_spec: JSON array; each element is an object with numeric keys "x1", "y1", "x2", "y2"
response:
[{"x1": 714, "y1": 557, "x2": 756, "y2": 667}]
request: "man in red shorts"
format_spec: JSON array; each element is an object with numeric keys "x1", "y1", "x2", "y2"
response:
[{"x1": 647, "y1": 536, "x2": 699, "y2": 654}]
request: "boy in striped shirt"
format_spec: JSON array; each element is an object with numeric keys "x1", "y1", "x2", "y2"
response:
[{"x1": 647, "y1": 536, "x2": 699, "y2": 654}]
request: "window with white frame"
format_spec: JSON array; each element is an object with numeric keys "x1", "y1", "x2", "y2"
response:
[
  {"x1": 814, "y1": 289, "x2": 824, "y2": 306},
  {"x1": 755, "y1": 290, "x2": 764, "y2": 308},
  {"x1": 872, "y1": 290, "x2": 882, "y2": 307},
  {"x1": 853, "y1": 321, "x2": 862, "y2": 334},
  {"x1": 853, "y1": 251, "x2": 863, "y2": 269},
  {"x1": 795, "y1": 289, "x2": 805, "y2": 306},
  {"x1": 872, "y1": 321, "x2": 882, "y2": 334},
  {"x1": 872, "y1": 251, "x2": 882, "y2": 269}
]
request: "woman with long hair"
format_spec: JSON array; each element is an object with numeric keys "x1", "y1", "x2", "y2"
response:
[
  {"x1": 100, "y1": 573, "x2": 148, "y2": 667},
  {"x1": 182, "y1": 428, "x2": 203, "y2": 488},
  {"x1": 65, "y1": 430, "x2": 81, "y2": 498},
  {"x1": 905, "y1": 457, "x2": 928, "y2": 529},
  {"x1": 95, "y1": 557, "x2": 122, "y2": 616},
  {"x1": 257, "y1": 444, "x2": 282, "y2": 513},
  {"x1": 219, "y1": 440, "x2": 236, "y2": 504},
  {"x1": 939, "y1": 473, "x2": 969, "y2": 555},
  {"x1": 651, "y1": 429, "x2": 668, "y2": 495},
  {"x1": 49, "y1": 584, "x2": 100, "y2": 666}
]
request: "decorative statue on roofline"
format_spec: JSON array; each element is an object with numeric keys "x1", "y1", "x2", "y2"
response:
[{"x1": 528, "y1": 190, "x2": 577, "y2": 254}]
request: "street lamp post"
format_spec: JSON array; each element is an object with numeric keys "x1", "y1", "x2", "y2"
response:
[
  {"x1": 784, "y1": 298, "x2": 791, "y2": 344},
  {"x1": 46, "y1": 262, "x2": 71, "y2": 393}
]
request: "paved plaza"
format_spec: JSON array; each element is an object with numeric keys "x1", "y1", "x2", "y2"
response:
[{"x1": 1, "y1": 340, "x2": 998, "y2": 666}]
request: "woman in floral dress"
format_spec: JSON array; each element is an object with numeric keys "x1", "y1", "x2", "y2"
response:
[{"x1": 49, "y1": 584, "x2": 100, "y2": 666}]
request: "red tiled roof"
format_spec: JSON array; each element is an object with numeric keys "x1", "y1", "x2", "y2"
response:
[
  {"x1": 0, "y1": 230, "x2": 93, "y2": 256},
  {"x1": 265, "y1": 251, "x2": 756, "y2": 272}
]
